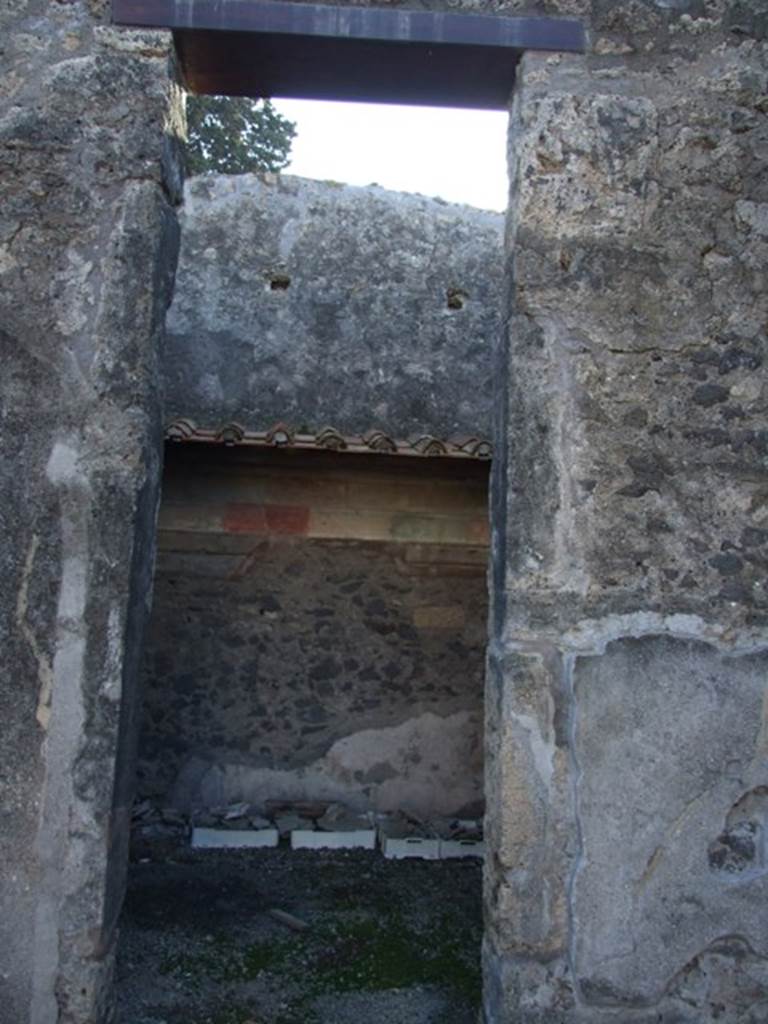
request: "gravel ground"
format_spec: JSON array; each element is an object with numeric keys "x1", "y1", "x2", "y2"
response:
[{"x1": 116, "y1": 846, "x2": 482, "y2": 1024}]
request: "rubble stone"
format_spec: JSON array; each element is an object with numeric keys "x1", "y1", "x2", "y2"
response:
[
  {"x1": 0, "y1": 3, "x2": 182, "y2": 1020},
  {"x1": 2, "y1": 2, "x2": 768, "y2": 1023}
]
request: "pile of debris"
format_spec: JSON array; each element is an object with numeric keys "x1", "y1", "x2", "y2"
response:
[
  {"x1": 129, "y1": 799, "x2": 190, "y2": 860},
  {"x1": 130, "y1": 798, "x2": 484, "y2": 860},
  {"x1": 378, "y1": 810, "x2": 483, "y2": 860}
]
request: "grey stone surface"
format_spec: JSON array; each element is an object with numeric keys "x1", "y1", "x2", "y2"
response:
[
  {"x1": 137, "y1": 454, "x2": 487, "y2": 818},
  {"x1": 0, "y1": 3, "x2": 181, "y2": 1021},
  {"x1": 484, "y1": 639, "x2": 768, "y2": 1024},
  {"x1": 163, "y1": 173, "x2": 504, "y2": 440},
  {"x1": 502, "y1": 43, "x2": 768, "y2": 634},
  {"x1": 574, "y1": 636, "x2": 768, "y2": 1011},
  {"x1": 483, "y1": 645, "x2": 573, "y2": 962},
  {"x1": 3, "y1": 1, "x2": 768, "y2": 1022},
  {"x1": 484, "y1": 4, "x2": 768, "y2": 1021}
]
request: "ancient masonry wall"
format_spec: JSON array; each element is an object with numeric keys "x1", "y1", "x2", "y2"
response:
[
  {"x1": 2, "y1": 0, "x2": 768, "y2": 1023},
  {"x1": 137, "y1": 445, "x2": 489, "y2": 819},
  {"x1": 144, "y1": 176, "x2": 502, "y2": 826},
  {"x1": 485, "y1": 4, "x2": 768, "y2": 1022},
  {"x1": 0, "y1": 4, "x2": 182, "y2": 1022},
  {"x1": 163, "y1": 173, "x2": 504, "y2": 440}
]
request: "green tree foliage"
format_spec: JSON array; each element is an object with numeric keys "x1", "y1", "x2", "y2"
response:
[{"x1": 185, "y1": 95, "x2": 297, "y2": 176}]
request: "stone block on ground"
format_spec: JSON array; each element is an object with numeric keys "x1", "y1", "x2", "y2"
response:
[{"x1": 191, "y1": 827, "x2": 279, "y2": 850}]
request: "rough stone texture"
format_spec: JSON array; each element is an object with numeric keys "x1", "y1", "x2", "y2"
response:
[
  {"x1": 4, "y1": 1, "x2": 768, "y2": 1022},
  {"x1": 137, "y1": 446, "x2": 488, "y2": 818},
  {"x1": 485, "y1": 4, "x2": 768, "y2": 1021},
  {"x1": 163, "y1": 174, "x2": 504, "y2": 440},
  {"x1": 504, "y1": 48, "x2": 768, "y2": 633},
  {"x1": 0, "y1": 4, "x2": 182, "y2": 1022},
  {"x1": 573, "y1": 637, "x2": 768, "y2": 1009}
]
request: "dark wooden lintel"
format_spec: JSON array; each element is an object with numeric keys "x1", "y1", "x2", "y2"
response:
[{"x1": 112, "y1": 0, "x2": 585, "y2": 108}]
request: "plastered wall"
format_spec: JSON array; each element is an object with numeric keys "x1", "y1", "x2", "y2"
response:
[
  {"x1": 137, "y1": 446, "x2": 489, "y2": 820},
  {"x1": 164, "y1": 173, "x2": 504, "y2": 440},
  {"x1": 484, "y1": 7, "x2": 768, "y2": 1021},
  {"x1": 0, "y1": 4, "x2": 182, "y2": 1021}
]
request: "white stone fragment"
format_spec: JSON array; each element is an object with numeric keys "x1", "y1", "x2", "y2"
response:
[
  {"x1": 290, "y1": 829, "x2": 376, "y2": 851},
  {"x1": 191, "y1": 827, "x2": 278, "y2": 849}
]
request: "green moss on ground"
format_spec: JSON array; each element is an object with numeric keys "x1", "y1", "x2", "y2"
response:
[
  {"x1": 134, "y1": 852, "x2": 482, "y2": 1024},
  {"x1": 162, "y1": 905, "x2": 480, "y2": 1009}
]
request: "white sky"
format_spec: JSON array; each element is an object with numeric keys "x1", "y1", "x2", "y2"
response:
[{"x1": 272, "y1": 98, "x2": 509, "y2": 212}]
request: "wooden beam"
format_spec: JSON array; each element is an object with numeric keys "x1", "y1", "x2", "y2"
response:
[
  {"x1": 113, "y1": 1, "x2": 585, "y2": 52},
  {"x1": 112, "y1": 0, "x2": 585, "y2": 108}
]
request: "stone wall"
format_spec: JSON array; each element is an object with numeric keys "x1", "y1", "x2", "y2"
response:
[
  {"x1": 485, "y1": 4, "x2": 768, "y2": 1022},
  {"x1": 163, "y1": 174, "x2": 504, "y2": 440},
  {"x1": 3, "y1": 1, "x2": 768, "y2": 1022},
  {"x1": 0, "y1": 4, "x2": 182, "y2": 1022},
  {"x1": 137, "y1": 445, "x2": 489, "y2": 819}
]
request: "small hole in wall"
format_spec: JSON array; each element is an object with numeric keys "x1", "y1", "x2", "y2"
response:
[
  {"x1": 446, "y1": 287, "x2": 467, "y2": 310},
  {"x1": 270, "y1": 273, "x2": 291, "y2": 291}
]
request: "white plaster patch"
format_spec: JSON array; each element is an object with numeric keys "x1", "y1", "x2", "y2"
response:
[
  {"x1": 172, "y1": 711, "x2": 484, "y2": 818},
  {"x1": 507, "y1": 611, "x2": 768, "y2": 656},
  {"x1": 31, "y1": 439, "x2": 92, "y2": 1024},
  {"x1": 50, "y1": 248, "x2": 95, "y2": 338},
  {"x1": 513, "y1": 711, "x2": 555, "y2": 792},
  {"x1": 45, "y1": 440, "x2": 82, "y2": 487},
  {"x1": 571, "y1": 637, "x2": 768, "y2": 1002},
  {"x1": 57, "y1": 556, "x2": 87, "y2": 622}
]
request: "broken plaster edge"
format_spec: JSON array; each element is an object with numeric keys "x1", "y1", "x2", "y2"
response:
[
  {"x1": 498, "y1": 611, "x2": 768, "y2": 659},
  {"x1": 487, "y1": 611, "x2": 768, "y2": 1017}
]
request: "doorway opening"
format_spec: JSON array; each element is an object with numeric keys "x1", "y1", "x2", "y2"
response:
[
  {"x1": 101, "y1": 6, "x2": 586, "y2": 1023},
  {"x1": 118, "y1": 440, "x2": 490, "y2": 1022},
  {"x1": 113, "y1": 131, "x2": 503, "y2": 1017}
]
